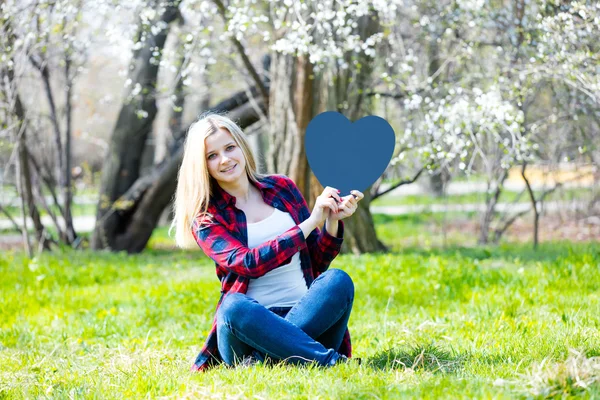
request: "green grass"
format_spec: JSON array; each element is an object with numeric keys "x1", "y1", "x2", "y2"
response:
[
  {"x1": 370, "y1": 187, "x2": 595, "y2": 207},
  {"x1": 1, "y1": 216, "x2": 600, "y2": 398}
]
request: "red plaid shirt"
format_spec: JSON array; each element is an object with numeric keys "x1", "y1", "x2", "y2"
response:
[{"x1": 190, "y1": 174, "x2": 352, "y2": 372}]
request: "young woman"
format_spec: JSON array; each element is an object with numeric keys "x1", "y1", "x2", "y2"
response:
[{"x1": 172, "y1": 113, "x2": 364, "y2": 372}]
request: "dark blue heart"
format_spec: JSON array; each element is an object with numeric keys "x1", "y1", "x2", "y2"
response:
[{"x1": 305, "y1": 111, "x2": 396, "y2": 198}]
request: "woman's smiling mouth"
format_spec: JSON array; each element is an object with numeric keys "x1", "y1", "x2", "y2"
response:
[{"x1": 222, "y1": 164, "x2": 236, "y2": 173}]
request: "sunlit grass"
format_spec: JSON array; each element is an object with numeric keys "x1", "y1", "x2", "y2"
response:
[{"x1": 1, "y1": 215, "x2": 599, "y2": 398}]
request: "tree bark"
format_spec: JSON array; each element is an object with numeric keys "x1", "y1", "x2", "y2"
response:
[
  {"x1": 63, "y1": 54, "x2": 76, "y2": 243},
  {"x1": 478, "y1": 170, "x2": 508, "y2": 244},
  {"x1": 91, "y1": 2, "x2": 181, "y2": 249},
  {"x1": 29, "y1": 55, "x2": 64, "y2": 187},
  {"x1": 16, "y1": 120, "x2": 51, "y2": 251},
  {"x1": 342, "y1": 188, "x2": 387, "y2": 255},
  {"x1": 521, "y1": 163, "x2": 539, "y2": 249},
  {"x1": 266, "y1": 52, "x2": 313, "y2": 193},
  {"x1": 4, "y1": 69, "x2": 52, "y2": 250},
  {"x1": 15, "y1": 148, "x2": 33, "y2": 258}
]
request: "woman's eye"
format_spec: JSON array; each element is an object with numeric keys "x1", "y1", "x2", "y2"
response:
[
  {"x1": 207, "y1": 154, "x2": 215, "y2": 160},
  {"x1": 227, "y1": 145, "x2": 235, "y2": 150}
]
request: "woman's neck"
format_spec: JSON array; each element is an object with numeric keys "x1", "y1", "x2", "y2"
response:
[{"x1": 218, "y1": 175, "x2": 255, "y2": 205}]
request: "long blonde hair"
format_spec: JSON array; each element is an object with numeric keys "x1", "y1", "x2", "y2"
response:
[{"x1": 171, "y1": 112, "x2": 264, "y2": 249}]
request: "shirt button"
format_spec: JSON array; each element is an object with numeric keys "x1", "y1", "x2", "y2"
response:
[{"x1": 297, "y1": 246, "x2": 301, "y2": 251}]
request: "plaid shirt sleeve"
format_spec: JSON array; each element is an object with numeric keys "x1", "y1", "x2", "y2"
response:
[
  {"x1": 284, "y1": 177, "x2": 344, "y2": 273},
  {"x1": 192, "y1": 214, "x2": 308, "y2": 279}
]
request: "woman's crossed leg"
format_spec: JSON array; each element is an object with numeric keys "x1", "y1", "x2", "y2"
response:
[{"x1": 216, "y1": 268, "x2": 354, "y2": 367}]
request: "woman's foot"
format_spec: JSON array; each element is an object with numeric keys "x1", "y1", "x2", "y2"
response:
[{"x1": 336, "y1": 355, "x2": 362, "y2": 365}]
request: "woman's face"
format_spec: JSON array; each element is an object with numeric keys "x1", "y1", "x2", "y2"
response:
[{"x1": 205, "y1": 128, "x2": 246, "y2": 184}]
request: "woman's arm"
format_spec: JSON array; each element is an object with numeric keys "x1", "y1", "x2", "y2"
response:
[
  {"x1": 284, "y1": 177, "x2": 344, "y2": 273},
  {"x1": 325, "y1": 219, "x2": 339, "y2": 238},
  {"x1": 192, "y1": 214, "x2": 319, "y2": 279},
  {"x1": 300, "y1": 216, "x2": 320, "y2": 238}
]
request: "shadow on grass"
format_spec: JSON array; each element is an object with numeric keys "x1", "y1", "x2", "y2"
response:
[{"x1": 365, "y1": 343, "x2": 465, "y2": 374}]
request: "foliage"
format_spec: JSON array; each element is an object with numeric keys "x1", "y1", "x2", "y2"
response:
[
  {"x1": 1, "y1": 0, "x2": 598, "y2": 251},
  {"x1": 381, "y1": 0, "x2": 599, "y2": 176}
]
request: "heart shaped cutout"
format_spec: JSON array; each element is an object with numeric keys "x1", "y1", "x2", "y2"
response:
[{"x1": 305, "y1": 111, "x2": 396, "y2": 198}]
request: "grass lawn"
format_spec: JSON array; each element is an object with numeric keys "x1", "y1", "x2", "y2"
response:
[
  {"x1": 370, "y1": 187, "x2": 596, "y2": 207},
  {"x1": 1, "y1": 215, "x2": 599, "y2": 398}
]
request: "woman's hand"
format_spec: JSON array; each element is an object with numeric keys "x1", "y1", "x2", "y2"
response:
[
  {"x1": 327, "y1": 190, "x2": 364, "y2": 221},
  {"x1": 309, "y1": 186, "x2": 342, "y2": 227}
]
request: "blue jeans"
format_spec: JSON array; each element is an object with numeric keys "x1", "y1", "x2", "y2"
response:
[{"x1": 216, "y1": 268, "x2": 354, "y2": 367}]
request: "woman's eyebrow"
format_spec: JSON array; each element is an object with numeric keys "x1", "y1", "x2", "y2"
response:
[{"x1": 206, "y1": 142, "x2": 236, "y2": 155}]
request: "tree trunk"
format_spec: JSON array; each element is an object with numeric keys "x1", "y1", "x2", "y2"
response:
[
  {"x1": 266, "y1": 52, "x2": 312, "y2": 190},
  {"x1": 326, "y1": 12, "x2": 386, "y2": 254},
  {"x1": 17, "y1": 139, "x2": 51, "y2": 251},
  {"x1": 341, "y1": 188, "x2": 387, "y2": 255},
  {"x1": 63, "y1": 54, "x2": 76, "y2": 243},
  {"x1": 2, "y1": 14, "x2": 51, "y2": 251},
  {"x1": 8, "y1": 71, "x2": 51, "y2": 251},
  {"x1": 424, "y1": 35, "x2": 449, "y2": 197},
  {"x1": 91, "y1": 2, "x2": 180, "y2": 250},
  {"x1": 29, "y1": 55, "x2": 64, "y2": 188},
  {"x1": 16, "y1": 153, "x2": 33, "y2": 257},
  {"x1": 91, "y1": 90, "x2": 266, "y2": 252},
  {"x1": 478, "y1": 170, "x2": 508, "y2": 244},
  {"x1": 521, "y1": 163, "x2": 539, "y2": 249},
  {"x1": 265, "y1": 12, "x2": 385, "y2": 254}
]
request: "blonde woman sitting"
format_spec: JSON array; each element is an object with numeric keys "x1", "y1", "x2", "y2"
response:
[{"x1": 172, "y1": 113, "x2": 363, "y2": 371}]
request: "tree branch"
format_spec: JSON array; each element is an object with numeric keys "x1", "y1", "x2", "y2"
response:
[
  {"x1": 29, "y1": 54, "x2": 64, "y2": 184},
  {"x1": 0, "y1": 204, "x2": 23, "y2": 233},
  {"x1": 521, "y1": 163, "x2": 539, "y2": 248},
  {"x1": 492, "y1": 175, "x2": 565, "y2": 244},
  {"x1": 372, "y1": 168, "x2": 425, "y2": 201},
  {"x1": 28, "y1": 150, "x2": 66, "y2": 218},
  {"x1": 366, "y1": 91, "x2": 408, "y2": 99},
  {"x1": 212, "y1": 0, "x2": 269, "y2": 106}
]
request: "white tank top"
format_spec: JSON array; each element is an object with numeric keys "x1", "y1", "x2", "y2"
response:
[{"x1": 245, "y1": 208, "x2": 308, "y2": 308}]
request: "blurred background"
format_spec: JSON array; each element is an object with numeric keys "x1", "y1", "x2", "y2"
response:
[{"x1": 1, "y1": 0, "x2": 598, "y2": 255}]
